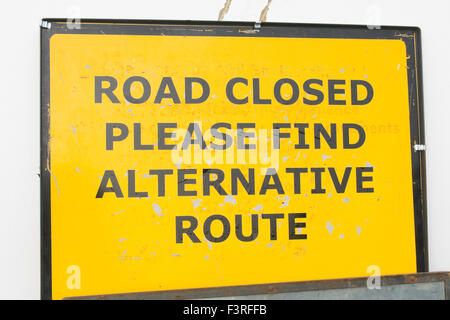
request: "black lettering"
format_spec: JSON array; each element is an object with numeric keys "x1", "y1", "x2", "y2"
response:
[
  {"x1": 133, "y1": 123, "x2": 154, "y2": 150},
  {"x1": 185, "y1": 77, "x2": 210, "y2": 104},
  {"x1": 328, "y1": 79, "x2": 346, "y2": 105},
  {"x1": 203, "y1": 169, "x2": 227, "y2": 196},
  {"x1": 96, "y1": 170, "x2": 123, "y2": 198},
  {"x1": 178, "y1": 169, "x2": 197, "y2": 196},
  {"x1": 123, "y1": 76, "x2": 151, "y2": 104},
  {"x1": 311, "y1": 167, "x2": 326, "y2": 194},
  {"x1": 226, "y1": 78, "x2": 248, "y2": 104},
  {"x1": 176, "y1": 216, "x2": 201, "y2": 243},
  {"x1": 158, "y1": 123, "x2": 177, "y2": 150},
  {"x1": 351, "y1": 80, "x2": 374, "y2": 105},
  {"x1": 343, "y1": 123, "x2": 366, "y2": 149},
  {"x1": 237, "y1": 123, "x2": 256, "y2": 150},
  {"x1": 253, "y1": 78, "x2": 271, "y2": 104},
  {"x1": 356, "y1": 167, "x2": 374, "y2": 193},
  {"x1": 149, "y1": 169, "x2": 173, "y2": 197},
  {"x1": 106, "y1": 123, "x2": 129, "y2": 150},
  {"x1": 95, "y1": 76, "x2": 120, "y2": 103},
  {"x1": 128, "y1": 170, "x2": 148, "y2": 198},
  {"x1": 294, "y1": 123, "x2": 309, "y2": 149},
  {"x1": 273, "y1": 123, "x2": 291, "y2": 149},
  {"x1": 210, "y1": 123, "x2": 233, "y2": 150},
  {"x1": 328, "y1": 167, "x2": 351, "y2": 193},
  {"x1": 154, "y1": 77, "x2": 181, "y2": 104},
  {"x1": 286, "y1": 168, "x2": 308, "y2": 194},
  {"x1": 182, "y1": 123, "x2": 206, "y2": 150},
  {"x1": 314, "y1": 123, "x2": 337, "y2": 149},
  {"x1": 262, "y1": 214, "x2": 284, "y2": 240},
  {"x1": 231, "y1": 168, "x2": 255, "y2": 195},
  {"x1": 235, "y1": 214, "x2": 258, "y2": 242},
  {"x1": 259, "y1": 169, "x2": 285, "y2": 195},
  {"x1": 288, "y1": 213, "x2": 307, "y2": 240},
  {"x1": 203, "y1": 215, "x2": 231, "y2": 243},
  {"x1": 303, "y1": 79, "x2": 324, "y2": 105},
  {"x1": 274, "y1": 78, "x2": 299, "y2": 105}
]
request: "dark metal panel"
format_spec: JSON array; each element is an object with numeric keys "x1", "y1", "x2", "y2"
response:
[
  {"x1": 66, "y1": 272, "x2": 450, "y2": 300},
  {"x1": 204, "y1": 283, "x2": 445, "y2": 300}
]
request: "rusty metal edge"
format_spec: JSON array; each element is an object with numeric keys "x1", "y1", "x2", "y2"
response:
[{"x1": 65, "y1": 272, "x2": 450, "y2": 300}]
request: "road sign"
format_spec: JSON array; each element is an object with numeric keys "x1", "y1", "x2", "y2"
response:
[{"x1": 41, "y1": 20, "x2": 427, "y2": 299}]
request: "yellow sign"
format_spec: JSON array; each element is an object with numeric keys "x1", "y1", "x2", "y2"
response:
[{"x1": 41, "y1": 22, "x2": 426, "y2": 299}]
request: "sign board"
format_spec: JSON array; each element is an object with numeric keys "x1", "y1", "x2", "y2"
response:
[{"x1": 41, "y1": 20, "x2": 427, "y2": 300}]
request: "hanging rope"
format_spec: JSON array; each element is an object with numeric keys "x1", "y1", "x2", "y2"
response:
[{"x1": 218, "y1": 0, "x2": 232, "y2": 21}]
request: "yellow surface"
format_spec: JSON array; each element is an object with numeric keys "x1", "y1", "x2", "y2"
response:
[{"x1": 49, "y1": 34, "x2": 416, "y2": 299}]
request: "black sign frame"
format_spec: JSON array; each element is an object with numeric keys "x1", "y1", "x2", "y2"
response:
[{"x1": 41, "y1": 19, "x2": 427, "y2": 300}]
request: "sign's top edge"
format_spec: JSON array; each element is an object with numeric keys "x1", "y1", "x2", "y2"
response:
[{"x1": 40, "y1": 18, "x2": 421, "y2": 33}]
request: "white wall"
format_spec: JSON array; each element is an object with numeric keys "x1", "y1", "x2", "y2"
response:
[{"x1": 0, "y1": 0, "x2": 448, "y2": 299}]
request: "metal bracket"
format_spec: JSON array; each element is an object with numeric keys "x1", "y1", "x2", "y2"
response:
[
  {"x1": 414, "y1": 144, "x2": 426, "y2": 151},
  {"x1": 254, "y1": 22, "x2": 261, "y2": 32},
  {"x1": 41, "y1": 20, "x2": 52, "y2": 29}
]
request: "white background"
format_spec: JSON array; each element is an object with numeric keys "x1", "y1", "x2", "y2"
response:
[{"x1": 0, "y1": 0, "x2": 449, "y2": 299}]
